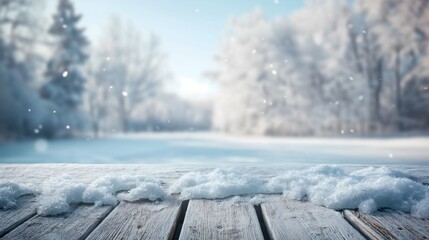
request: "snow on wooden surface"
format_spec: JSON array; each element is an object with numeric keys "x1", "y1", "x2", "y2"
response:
[
  {"x1": 0, "y1": 195, "x2": 37, "y2": 237},
  {"x1": 261, "y1": 198, "x2": 366, "y2": 240},
  {"x1": 86, "y1": 200, "x2": 180, "y2": 240},
  {"x1": 1, "y1": 204, "x2": 112, "y2": 240},
  {"x1": 344, "y1": 209, "x2": 429, "y2": 240},
  {"x1": 179, "y1": 199, "x2": 264, "y2": 240}
]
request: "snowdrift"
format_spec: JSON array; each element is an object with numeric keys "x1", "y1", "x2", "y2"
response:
[{"x1": 1, "y1": 166, "x2": 428, "y2": 218}]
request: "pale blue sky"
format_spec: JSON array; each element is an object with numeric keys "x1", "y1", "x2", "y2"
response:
[{"x1": 47, "y1": 0, "x2": 306, "y2": 100}]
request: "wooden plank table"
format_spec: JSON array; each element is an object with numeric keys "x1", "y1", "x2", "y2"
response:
[
  {"x1": 1, "y1": 197, "x2": 429, "y2": 240},
  {"x1": 2, "y1": 204, "x2": 113, "y2": 240},
  {"x1": 261, "y1": 198, "x2": 365, "y2": 240},
  {"x1": 179, "y1": 199, "x2": 264, "y2": 240},
  {"x1": 344, "y1": 209, "x2": 429, "y2": 240},
  {"x1": 0, "y1": 195, "x2": 37, "y2": 237},
  {"x1": 86, "y1": 200, "x2": 181, "y2": 240}
]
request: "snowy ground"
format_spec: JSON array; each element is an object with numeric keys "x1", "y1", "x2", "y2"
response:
[
  {"x1": 1, "y1": 133, "x2": 429, "y2": 165},
  {"x1": 1, "y1": 133, "x2": 429, "y2": 217}
]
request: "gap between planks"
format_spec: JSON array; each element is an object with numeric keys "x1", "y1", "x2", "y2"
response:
[
  {"x1": 1, "y1": 202, "x2": 117, "y2": 240},
  {"x1": 3, "y1": 196, "x2": 428, "y2": 240},
  {"x1": 343, "y1": 209, "x2": 429, "y2": 240}
]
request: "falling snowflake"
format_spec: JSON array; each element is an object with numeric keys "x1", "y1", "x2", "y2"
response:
[
  {"x1": 28, "y1": 108, "x2": 32, "y2": 112},
  {"x1": 122, "y1": 91, "x2": 128, "y2": 97},
  {"x1": 358, "y1": 95, "x2": 364, "y2": 101},
  {"x1": 66, "y1": 125, "x2": 70, "y2": 129},
  {"x1": 62, "y1": 71, "x2": 68, "y2": 78},
  {"x1": 272, "y1": 70, "x2": 277, "y2": 75}
]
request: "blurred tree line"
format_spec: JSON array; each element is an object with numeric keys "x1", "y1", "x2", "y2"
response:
[
  {"x1": 0, "y1": 0, "x2": 210, "y2": 140},
  {"x1": 211, "y1": 0, "x2": 429, "y2": 136},
  {"x1": 1, "y1": 0, "x2": 429, "y2": 140}
]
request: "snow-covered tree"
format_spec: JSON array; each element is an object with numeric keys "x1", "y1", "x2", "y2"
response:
[
  {"x1": 356, "y1": 0, "x2": 429, "y2": 130},
  {"x1": 212, "y1": 11, "x2": 281, "y2": 135},
  {"x1": 289, "y1": 0, "x2": 368, "y2": 134},
  {"x1": 0, "y1": 0, "x2": 49, "y2": 139},
  {"x1": 212, "y1": 0, "x2": 429, "y2": 136},
  {"x1": 40, "y1": 0, "x2": 89, "y2": 112},
  {"x1": 86, "y1": 17, "x2": 169, "y2": 134}
]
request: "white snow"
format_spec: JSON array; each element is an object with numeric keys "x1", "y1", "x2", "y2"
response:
[
  {"x1": 169, "y1": 168, "x2": 266, "y2": 199},
  {"x1": 266, "y1": 166, "x2": 428, "y2": 217},
  {"x1": 1, "y1": 165, "x2": 428, "y2": 218},
  {"x1": 0, "y1": 180, "x2": 35, "y2": 210},
  {"x1": 411, "y1": 193, "x2": 429, "y2": 218},
  {"x1": 359, "y1": 199, "x2": 377, "y2": 214},
  {"x1": 117, "y1": 182, "x2": 166, "y2": 202},
  {"x1": 36, "y1": 175, "x2": 165, "y2": 216},
  {"x1": 1, "y1": 135, "x2": 429, "y2": 217}
]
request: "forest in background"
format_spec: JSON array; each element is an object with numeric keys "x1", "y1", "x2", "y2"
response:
[
  {"x1": 0, "y1": 0, "x2": 428, "y2": 140},
  {"x1": 0, "y1": 0, "x2": 210, "y2": 139},
  {"x1": 212, "y1": 0, "x2": 429, "y2": 136}
]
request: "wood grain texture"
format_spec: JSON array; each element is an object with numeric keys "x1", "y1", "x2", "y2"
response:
[
  {"x1": 0, "y1": 195, "x2": 37, "y2": 237},
  {"x1": 344, "y1": 209, "x2": 429, "y2": 240},
  {"x1": 261, "y1": 198, "x2": 365, "y2": 240},
  {"x1": 2, "y1": 204, "x2": 113, "y2": 240},
  {"x1": 179, "y1": 199, "x2": 264, "y2": 240},
  {"x1": 86, "y1": 200, "x2": 181, "y2": 240}
]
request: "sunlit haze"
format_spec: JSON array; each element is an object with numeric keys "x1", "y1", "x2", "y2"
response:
[{"x1": 46, "y1": 0, "x2": 305, "y2": 100}]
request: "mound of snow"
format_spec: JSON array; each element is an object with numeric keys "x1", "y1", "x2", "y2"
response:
[
  {"x1": 169, "y1": 166, "x2": 429, "y2": 218},
  {"x1": 37, "y1": 175, "x2": 166, "y2": 216},
  {"x1": 117, "y1": 182, "x2": 166, "y2": 202},
  {"x1": 1, "y1": 165, "x2": 428, "y2": 219},
  {"x1": 267, "y1": 165, "x2": 429, "y2": 218},
  {"x1": 169, "y1": 168, "x2": 266, "y2": 199},
  {"x1": 0, "y1": 180, "x2": 36, "y2": 209}
]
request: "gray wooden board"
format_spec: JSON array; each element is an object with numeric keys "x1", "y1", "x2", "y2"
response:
[
  {"x1": 2, "y1": 204, "x2": 113, "y2": 240},
  {"x1": 86, "y1": 200, "x2": 181, "y2": 240},
  {"x1": 179, "y1": 199, "x2": 264, "y2": 240},
  {"x1": 261, "y1": 198, "x2": 365, "y2": 240},
  {"x1": 0, "y1": 195, "x2": 37, "y2": 237},
  {"x1": 344, "y1": 209, "x2": 429, "y2": 240}
]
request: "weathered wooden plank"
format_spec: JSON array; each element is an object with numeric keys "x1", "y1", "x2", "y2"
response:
[
  {"x1": 179, "y1": 199, "x2": 264, "y2": 240},
  {"x1": 261, "y1": 198, "x2": 365, "y2": 240},
  {"x1": 2, "y1": 204, "x2": 113, "y2": 240},
  {"x1": 344, "y1": 209, "x2": 429, "y2": 240},
  {"x1": 0, "y1": 195, "x2": 37, "y2": 237},
  {"x1": 86, "y1": 200, "x2": 181, "y2": 240}
]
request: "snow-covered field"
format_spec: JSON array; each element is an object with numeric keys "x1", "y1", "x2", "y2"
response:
[
  {"x1": 1, "y1": 133, "x2": 429, "y2": 218},
  {"x1": 1, "y1": 133, "x2": 429, "y2": 165}
]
